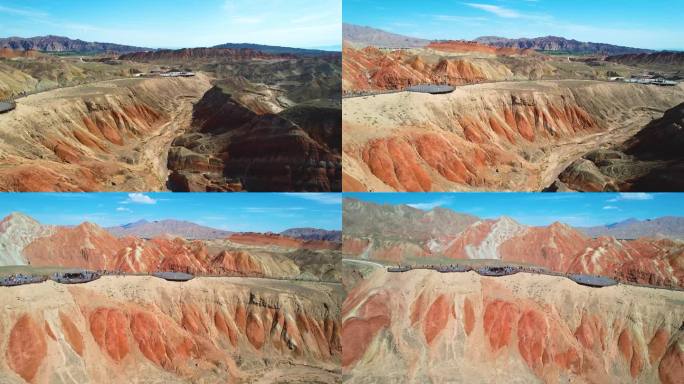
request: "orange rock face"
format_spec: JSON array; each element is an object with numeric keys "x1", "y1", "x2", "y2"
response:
[
  {"x1": 342, "y1": 46, "x2": 492, "y2": 93},
  {"x1": 517, "y1": 309, "x2": 547, "y2": 371},
  {"x1": 364, "y1": 213, "x2": 683, "y2": 289},
  {"x1": 659, "y1": 339, "x2": 684, "y2": 384},
  {"x1": 14, "y1": 218, "x2": 321, "y2": 278},
  {"x1": 427, "y1": 41, "x2": 533, "y2": 56},
  {"x1": 423, "y1": 295, "x2": 451, "y2": 344},
  {"x1": 228, "y1": 232, "x2": 340, "y2": 251},
  {"x1": 341, "y1": 291, "x2": 391, "y2": 367},
  {"x1": 60, "y1": 312, "x2": 85, "y2": 356},
  {"x1": 483, "y1": 300, "x2": 519, "y2": 351},
  {"x1": 246, "y1": 312, "x2": 265, "y2": 350},
  {"x1": 344, "y1": 81, "x2": 614, "y2": 192},
  {"x1": 7, "y1": 315, "x2": 47, "y2": 382},
  {"x1": 463, "y1": 298, "x2": 475, "y2": 336},
  {"x1": 89, "y1": 308, "x2": 130, "y2": 361},
  {"x1": 343, "y1": 270, "x2": 684, "y2": 383}
]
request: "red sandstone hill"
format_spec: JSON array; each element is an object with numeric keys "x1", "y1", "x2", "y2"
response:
[
  {"x1": 119, "y1": 48, "x2": 293, "y2": 62},
  {"x1": 0, "y1": 47, "x2": 41, "y2": 58},
  {"x1": 0, "y1": 214, "x2": 339, "y2": 278},
  {"x1": 605, "y1": 51, "x2": 684, "y2": 67},
  {"x1": 342, "y1": 45, "x2": 491, "y2": 92},
  {"x1": 427, "y1": 40, "x2": 534, "y2": 56},
  {"x1": 343, "y1": 200, "x2": 684, "y2": 288},
  {"x1": 0, "y1": 276, "x2": 342, "y2": 383},
  {"x1": 228, "y1": 232, "x2": 341, "y2": 251},
  {"x1": 342, "y1": 270, "x2": 683, "y2": 383}
]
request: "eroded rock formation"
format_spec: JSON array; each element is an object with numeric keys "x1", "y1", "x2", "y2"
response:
[
  {"x1": 343, "y1": 269, "x2": 683, "y2": 383},
  {"x1": 0, "y1": 276, "x2": 342, "y2": 383},
  {"x1": 343, "y1": 199, "x2": 684, "y2": 288},
  {"x1": 343, "y1": 81, "x2": 684, "y2": 191},
  {"x1": 0, "y1": 213, "x2": 341, "y2": 280}
]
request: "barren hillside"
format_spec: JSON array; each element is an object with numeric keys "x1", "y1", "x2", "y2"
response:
[
  {"x1": 343, "y1": 81, "x2": 684, "y2": 192},
  {"x1": 343, "y1": 269, "x2": 683, "y2": 383},
  {"x1": 0, "y1": 276, "x2": 342, "y2": 383}
]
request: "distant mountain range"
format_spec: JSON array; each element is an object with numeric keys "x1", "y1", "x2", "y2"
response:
[
  {"x1": 605, "y1": 51, "x2": 684, "y2": 67},
  {"x1": 474, "y1": 36, "x2": 652, "y2": 55},
  {"x1": 0, "y1": 35, "x2": 338, "y2": 57},
  {"x1": 0, "y1": 35, "x2": 149, "y2": 53},
  {"x1": 280, "y1": 228, "x2": 342, "y2": 242},
  {"x1": 343, "y1": 198, "x2": 478, "y2": 243},
  {"x1": 342, "y1": 23, "x2": 654, "y2": 55},
  {"x1": 579, "y1": 217, "x2": 684, "y2": 239},
  {"x1": 105, "y1": 219, "x2": 232, "y2": 239},
  {"x1": 343, "y1": 199, "x2": 684, "y2": 287},
  {"x1": 211, "y1": 43, "x2": 336, "y2": 56},
  {"x1": 343, "y1": 23, "x2": 429, "y2": 48},
  {"x1": 105, "y1": 219, "x2": 340, "y2": 241}
]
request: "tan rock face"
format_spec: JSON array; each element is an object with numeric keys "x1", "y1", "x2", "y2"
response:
[
  {"x1": 342, "y1": 45, "x2": 526, "y2": 93},
  {"x1": 342, "y1": 269, "x2": 684, "y2": 384},
  {"x1": 0, "y1": 75, "x2": 213, "y2": 191},
  {"x1": 343, "y1": 81, "x2": 684, "y2": 192},
  {"x1": 0, "y1": 276, "x2": 342, "y2": 383},
  {"x1": 228, "y1": 232, "x2": 341, "y2": 251}
]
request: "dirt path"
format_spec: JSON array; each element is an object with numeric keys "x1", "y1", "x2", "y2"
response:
[
  {"x1": 133, "y1": 95, "x2": 197, "y2": 190},
  {"x1": 537, "y1": 106, "x2": 664, "y2": 189}
]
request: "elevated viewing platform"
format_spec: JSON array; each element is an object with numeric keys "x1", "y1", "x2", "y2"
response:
[
  {"x1": 50, "y1": 270, "x2": 101, "y2": 284},
  {"x1": 386, "y1": 264, "x2": 629, "y2": 289},
  {"x1": 405, "y1": 84, "x2": 455, "y2": 94},
  {"x1": 152, "y1": 271, "x2": 195, "y2": 281},
  {"x1": 0, "y1": 100, "x2": 16, "y2": 114}
]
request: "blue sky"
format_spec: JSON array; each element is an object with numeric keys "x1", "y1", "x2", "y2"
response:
[
  {"x1": 344, "y1": 0, "x2": 684, "y2": 50},
  {"x1": 345, "y1": 192, "x2": 682, "y2": 227},
  {"x1": 0, "y1": 0, "x2": 341, "y2": 50},
  {"x1": 0, "y1": 193, "x2": 342, "y2": 232}
]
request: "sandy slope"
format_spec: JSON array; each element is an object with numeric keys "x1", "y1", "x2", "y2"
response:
[
  {"x1": 0, "y1": 75, "x2": 212, "y2": 191},
  {"x1": 343, "y1": 81, "x2": 684, "y2": 191},
  {"x1": 343, "y1": 269, "x2": 683, "y2": 383},
  {"x1": 0, "y1": 276, "x2": 342, "y2": 383}
]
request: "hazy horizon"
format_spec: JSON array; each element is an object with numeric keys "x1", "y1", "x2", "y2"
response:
[
  {"x1": 0, "y1": 193, "x2": 342, "y2": 232},
  {"x1": 344, "y1": 193, "x2": 684, "y2": 228},
  {"x1": 344, "y1": 0, "x2": 684, "y2": 51},
  {"x1": 0, "y1": 0, "x2": 341, "y2": 50}
]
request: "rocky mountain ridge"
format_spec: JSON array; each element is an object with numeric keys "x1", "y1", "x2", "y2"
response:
[
  {"x1": 343, "y1": 199, "x2": 684, "y2": 288},
  {"x1": 474, "y1": 35, "x2": 653, "y2": 55},
  {"x1": 0, "y1": 35, "x2": 149, "y2": 53}
]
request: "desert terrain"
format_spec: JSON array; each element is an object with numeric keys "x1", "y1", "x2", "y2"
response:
[
  {"x1": 0, "y1": 276, "x2": 342, "y2": 384},
  {"x1": 0, "y1": 212, "x2": 343, "y2": 383},
  {"x1": 0, "y1": 37, "x2": 341, "y2": 191},
  {"x1": 342, "y1": 24, "x2": 684, "y2": 192},
  {"x1": 341, "y1": 196, "x2": 684, "y2": 383},
  {"x1": 342, "y1": 268, "x2": 683, "y2": 383},
  {"x1": 343, "y1": 198, "x2": 684, "y2": 289},
  {"x1": 0, "y1": 212, "x2": 342, "y2": 281}
]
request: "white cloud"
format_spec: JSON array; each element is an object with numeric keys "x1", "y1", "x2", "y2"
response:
[
  {"x1": 116, "y1": 207, "x2": 132, "y2": 212},
  {"x1": 608, "y1": 193, "x2": 654, "y2": 202},
  {"x1": 288, "y1": 193, "x2": 341, "y2": 205},
  {"x1": 407, "y1": 197, "x2": 452, "y2": 210},
  {"x1": 124, "y1": 193, "x2": 156, "y2": 205},
  {"x1": 602, "y1": 205, "x2": 619, "y2": 210},
  {"x1": 218, "y1": 0, "x2": 340, "y2": 48},
  {"x1": 465, "y1": 3, "x2": 521, "y2": 18},
  {"x1": 0, "y1": 5, "x2": 48, "y2": 18}
]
